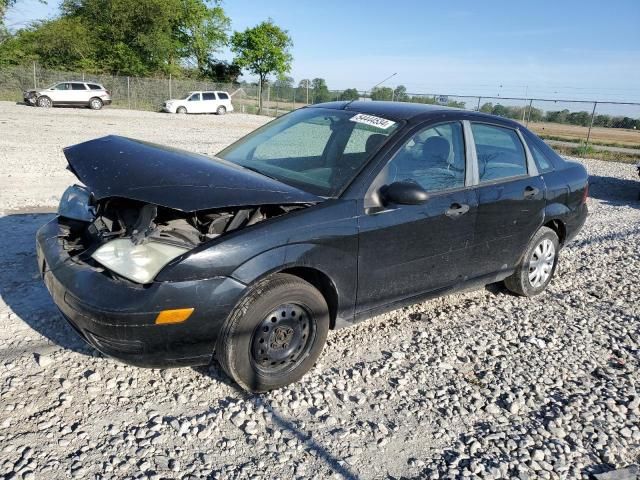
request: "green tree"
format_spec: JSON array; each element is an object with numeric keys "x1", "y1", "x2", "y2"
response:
[
  {"x1": 297, "y1": 78, "x2": 310, "y2": 103},
  {"x1": 371, "y1": 86, "x2": 393, "y2": 101},
  {"x1": 203, "y1": 59, "x2": 240, "y2": 83},
  {"x1": 393, "y1": 85, "x2": 408, "y2": 101},
  {"x1": 340, "y1": 88, "x2": 359, "y2": 101},
  {"x1": 231, "y1": 19, "x2": 293, "y2": 113},
  {"x1": 311, "y1": 77, "x2": 330, "y2": 103}
]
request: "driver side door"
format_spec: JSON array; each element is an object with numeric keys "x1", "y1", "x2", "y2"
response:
[{"x1": 356, "y1": 121, "x2": 478, "y2": 315}]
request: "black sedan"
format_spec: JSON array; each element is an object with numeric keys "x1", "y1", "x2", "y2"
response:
[{"x1": 36, "y1": 101, "x2": 588, "y2": 392}]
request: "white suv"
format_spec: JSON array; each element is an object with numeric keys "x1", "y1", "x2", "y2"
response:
[
  {"x1": 24, "y1": 81, "x2": 112, "y2": 110},
  {"x1": 162, "y1": 91, "x2": 234, "y2": 115}
]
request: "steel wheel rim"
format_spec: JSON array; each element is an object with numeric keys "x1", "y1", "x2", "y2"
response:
[
  {"x1": 250, "y1": 303, "x2": 316, "y2": 375},
  {"x1": 528, "y1": 238, "x2": 555, "y2": 287}
]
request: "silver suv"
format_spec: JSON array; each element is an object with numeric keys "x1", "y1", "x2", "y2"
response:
[{"x1": 24, "y1": 81, "x2": 112, "y2": 110}]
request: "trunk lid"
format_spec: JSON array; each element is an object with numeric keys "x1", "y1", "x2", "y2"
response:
[{"x1": 63, "y1": 135, "x2": 321, "y2": 212}]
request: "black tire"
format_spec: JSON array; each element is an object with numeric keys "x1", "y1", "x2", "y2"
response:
[
  {"x1": 176, "y1": 106, "x2": 187, "y2": 114},
  {"x1": 37, "y1": 96, "x2": 52, "y2": 108},
  {"x1": 504, "y1": 226, "x2": 560, "y2": 297},
  {"x1": 89, "y1": 97, "x2": 103, "y2": 110},
  {"x1": 216, "y1": 105, "x2": 226, "y2": 115},
  {"x1": 216, "y1": 273, "x2": 329, "y2": 392}
]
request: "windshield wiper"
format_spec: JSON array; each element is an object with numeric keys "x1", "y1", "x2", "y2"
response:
[{"x1": 241, "y1": 165, "x2": 280, "y2": 182}]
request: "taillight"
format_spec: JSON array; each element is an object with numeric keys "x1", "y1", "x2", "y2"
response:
[
  {"x1": 581, "y1": 183, "x2": 589, "y2": 204},
  {"x1": 106, "y1": 90, "x2": 111, "y2": 96}
]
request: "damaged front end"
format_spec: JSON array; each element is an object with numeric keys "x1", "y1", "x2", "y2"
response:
[{"x1": 58, "y1": 184, "x2": 307, "y2": 284}]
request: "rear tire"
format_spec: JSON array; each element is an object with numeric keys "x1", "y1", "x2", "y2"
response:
[
  {"x1": 89, "y1": 98, "x2": 103, "y2": 110},
  {"x1": 37, "y1": 96, "x2": 52, "y2": 108},
  {"x1": 216, "y1": 273, "x2": 329, "y2": 392},
  {"x1": 504, "y1": 226, "x2": 559, "y2": 297},
  {"x1": 176, "y1": 106, "x2": 187, "y2": 114},
  {"x1": 216, "y1": 105, "x2": 226, "y2": 115}
]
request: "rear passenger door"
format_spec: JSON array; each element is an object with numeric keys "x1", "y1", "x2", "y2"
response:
[
  {"x1": 202, "y1": 92, "x2": 217, "y2": 113},
  {"x1": 70, "y1": 82, "x2": 89, "y2": 104},
  {"x1": 467, "y1": 122, "x2": 546, "y2": 277}
]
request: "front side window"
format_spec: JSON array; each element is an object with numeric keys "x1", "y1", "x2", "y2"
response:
[
  {"x1": 471, "y1": 123, "x2": 528, "y2": 182},
  {"x1": 54, "y1": 83, "x2": 70, "y2": 90},
  {"x1": 71, "y1": 83, "x2": 87, "y2": 90},
  {"x1": 218, "y1": 108, "x2": 400, "y2": 196},
  {"x1": 383, "y1": 122, "x2": 466, "y2": 192},
  {"x1": 188, "y1": 93, "x2": 201, "y2": 101},
  {"x1": 202, "y1": 92, "x2": 216, "y2": 101}
]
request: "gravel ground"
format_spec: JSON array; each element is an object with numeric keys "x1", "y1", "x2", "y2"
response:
[{"x1": 0, "y1": 101, "x2": 639, "y2": 479}]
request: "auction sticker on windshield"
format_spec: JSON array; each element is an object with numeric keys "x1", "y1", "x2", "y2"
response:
[{"x1": 349, "y1": 113, "x2": 396, "y2": 130}]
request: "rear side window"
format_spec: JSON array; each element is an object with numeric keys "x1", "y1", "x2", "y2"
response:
[
  {"x1": 189, "y1": 93, "x2": 201, "y2": 101},
  {"x1": 528, "y1": 141, "x2": 554, "y2": 173},
  {"x1": 218, "y1": 92, "x2": 229, "y2": 100},
  {"x1": 71, "y1": 83, "x2": 87, "y2": 90},
  {"x1": 471, "y1": 123, "x2": 527, "y2": 182},
  {"x1": 202, "y1": 92, "x2": 216, "y2": 101},
  {"x1": 87, "y1": 84, "x2": 102, "y2": 90}
]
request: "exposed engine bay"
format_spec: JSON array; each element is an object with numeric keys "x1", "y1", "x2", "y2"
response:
[{"x1": 62, "y1": 196, "x2": 305, "y2": 253}]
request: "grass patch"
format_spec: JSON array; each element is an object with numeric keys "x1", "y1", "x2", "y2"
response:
[
  {"x1": 539, "y1": 133, "x2": 640, "y2": 150},
  {"x1": 551, "y1": 142, "x2": 640, "y2": 164}
]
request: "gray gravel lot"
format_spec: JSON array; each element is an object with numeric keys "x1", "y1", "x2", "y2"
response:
[{"x1": 0, "y1": 101, "x2": 639, "y2": 479}]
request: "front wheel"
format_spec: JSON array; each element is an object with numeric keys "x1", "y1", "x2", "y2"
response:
[
  {"x1": 176, "y1": 106, "x2": 187, "y2": 114},
  {"x1": 37, "y1": 96, "x2": 52, "y2": 108},
  {"x1": 504, "y1": 226, "x2": 559, "y2": 297},
  {"x1": 216, "y1": 273, "x2": 329, "y2": 392}
]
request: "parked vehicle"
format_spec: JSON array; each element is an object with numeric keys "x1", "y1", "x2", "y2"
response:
[
  {"x1": 37, "y1": 101, "x2": 588, "y2": 392},
  {"x1": 162, "y1": 91, "x2": 233, "y2": 115},
  {"x1": 23, "y1": 81, "x2": 112, "y2": 110}
]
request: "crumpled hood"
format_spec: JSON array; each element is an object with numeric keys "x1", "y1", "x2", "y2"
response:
[{"x1": 63, "y1": 135, "x2": 321, "y2": 212}]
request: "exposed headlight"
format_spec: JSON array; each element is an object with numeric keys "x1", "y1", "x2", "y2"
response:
[
  {"x1": 91, "y1": 239, "x2": 188, "y2": 284},
  {"x1": 58, "y1": 185, "x2": 96, "y2": 222}
]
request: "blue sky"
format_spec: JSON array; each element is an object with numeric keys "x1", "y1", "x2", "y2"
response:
[{"x1": 6, "y1": 0, "x2": 640, "y2": 101}]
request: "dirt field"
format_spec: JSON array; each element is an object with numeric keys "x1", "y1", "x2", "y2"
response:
[
  {"x1": 0, "y1": 102, "x2": 639, "y2": 479},
  {"x1": 527, "y1": 121, "x2": 640, "y2": 148}
]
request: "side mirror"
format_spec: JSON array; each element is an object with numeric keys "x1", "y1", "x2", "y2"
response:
[{"x1": 380, "y1": 181, "x2": 428, "y2": 205}]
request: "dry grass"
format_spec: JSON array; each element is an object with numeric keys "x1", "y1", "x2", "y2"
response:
[{"x1": 526, "y1": 121, "x2": 640, "y2": 148}]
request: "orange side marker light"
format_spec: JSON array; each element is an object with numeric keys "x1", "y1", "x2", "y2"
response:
[{"x1": 155, "y1": 308, "x2": 194, "y2": 325}]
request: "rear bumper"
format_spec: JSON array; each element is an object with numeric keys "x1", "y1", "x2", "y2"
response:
[{"x1": 36, "y1": 218, "x2": 246, "y2": 367}]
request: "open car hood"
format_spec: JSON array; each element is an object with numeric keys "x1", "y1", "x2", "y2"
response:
[{"x1": 63, "y1": 135, "x2": 321, "y2": 212}]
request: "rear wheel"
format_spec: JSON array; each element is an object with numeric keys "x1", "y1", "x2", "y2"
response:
[
  {"x1": 176, "y1": 106, "x2": 187, "y2": 114},
  {"x1": 216, "y1": 105, "x2": 226, "y2": 115},
  {"x1": 504, "y1": 226, "x2": 559, "y2": 297},
  {"x1": 216, "y1": 273, "x2": 329, "y2": 392},
  {"x1": 89, "y1": 98, "x2": 103, "y2": 110},
  {"x1": 37, "y1": 96, "x2": 52, "y2": 108}
]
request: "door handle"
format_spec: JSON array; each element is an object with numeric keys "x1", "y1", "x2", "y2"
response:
[
  {"x1": 524, "y1": 186, "x2": 540, "y2": 198},
  {"x1": 445, "y1": 203, "x2": 470, "y2": 217}
]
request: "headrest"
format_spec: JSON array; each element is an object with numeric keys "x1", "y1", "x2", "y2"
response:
[
  {"x1": 365, "y1": 134, "x2": 386, "y2": 155},
  {"x1": 422, "y1": 136, "x2": 451, "y2": 162}
]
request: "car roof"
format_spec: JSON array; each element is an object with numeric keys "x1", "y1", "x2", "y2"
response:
[{"x1": 311, "y1": 100, "x2": 521, "y2": 127}]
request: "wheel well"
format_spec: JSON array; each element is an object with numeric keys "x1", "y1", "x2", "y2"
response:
[
  {"x1": 281, "y1": 267, "x2": 339, "y2": 329},
  {"x1": 544, "y1": 219, "x2": 566, "y2": 245}
]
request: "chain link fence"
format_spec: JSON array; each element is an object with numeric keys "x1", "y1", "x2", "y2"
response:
[{"x1": 1, "y1": 64, "x2": 639, "y2": 162}]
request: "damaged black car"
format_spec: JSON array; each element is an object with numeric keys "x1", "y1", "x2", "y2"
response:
[{"x1": 36, "y1": 102, "x2": 588, "y2": 392}]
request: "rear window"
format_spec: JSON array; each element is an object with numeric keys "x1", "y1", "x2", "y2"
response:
[
  {"x1": 87, "y1": 84, "x2": 102, "y2": 90},
  {"x1": 202, "y1": 92, "x2": 216, "y2": 101},
  {"x1": 218, "y1": 92, "x2": 229, "y2": 100},
  {"x1": 71, "y1": 83, "x2": 87, "y2": 90}
]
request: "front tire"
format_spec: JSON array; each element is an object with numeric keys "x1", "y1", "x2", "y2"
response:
[
  {"x1": 176, "y1": 106, "x2": 187, "y2": 114},
  {"x1": 216, "y1": 273, "x2": 329, "y2": 392},
  {"x1": 37, "y1": 96, "x2": 52, "y2": 108},
  {"x1": 504, "y1": 226, "x2": 559, "y2": 297}
]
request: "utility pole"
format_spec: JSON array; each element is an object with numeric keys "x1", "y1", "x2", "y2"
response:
[{"x1": 306, "y1": 81, "x2": 309, "y2": 104}]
